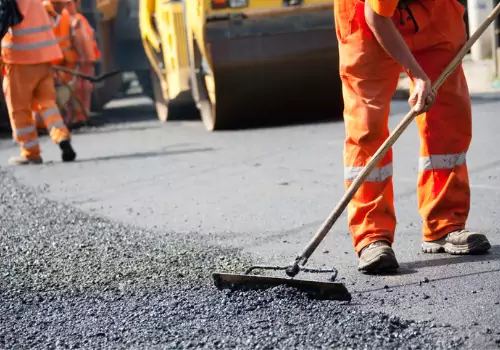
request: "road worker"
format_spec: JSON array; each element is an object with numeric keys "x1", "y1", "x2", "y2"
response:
[
  {"x1": 46, "y1": 0, "x2": 86, "y2": 127},
  {"x1": 334, "y1": 0, "x2": 491, "y2": 273},
  {"x1": 1, "y1": 0, "x2": 77, "y2": 165},
  {"x1": 66, "y1": 0, "x2": 98, "y2": 125}
]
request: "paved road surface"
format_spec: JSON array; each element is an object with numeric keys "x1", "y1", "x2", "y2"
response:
[{"x1": 1, "y1": 95, "x2": 499, "y2": 349}]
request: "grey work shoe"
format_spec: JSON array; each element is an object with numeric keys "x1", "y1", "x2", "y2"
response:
[
  {"x1": 422, "y1": 229, "x2": 491, "y2": 255},
  {"x1": 358, "y1": 240, "x2": 399, "y2": 274},
  {"x1": 8, "y1": 156, "x2": 43, "y2": 165}
]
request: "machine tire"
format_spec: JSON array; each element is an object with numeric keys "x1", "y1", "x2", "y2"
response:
[
  {"x1": 150, "y1": 68, "x2": 189, "y2": 121},
  {"x1": 189, "y1": 44, "x2": 231, "y2": 131}
]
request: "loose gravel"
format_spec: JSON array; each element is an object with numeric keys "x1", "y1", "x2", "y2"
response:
[{"x1": 0, "y1": 169, "x2": 471, "y2": 349}]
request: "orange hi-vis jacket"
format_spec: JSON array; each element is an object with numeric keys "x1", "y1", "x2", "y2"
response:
[
  {"x1": 73, "y1": 13, "x2": 97, "y2": 62},
  {"x1": 77, "y1": 13, "x2": 100, "y2": 62},
  {"x1": 64, "y1": 1, "x2": 99, "y2": 62},
  {"x1": 51, "y1": 9, "x2": 79, "y2": 64},
  {"x1": 1, "y1": 0, "x2": 63, "y2": 64}
]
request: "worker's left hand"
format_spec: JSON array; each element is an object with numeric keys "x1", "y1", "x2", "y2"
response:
[{"x1": 408, "y1": 75, "x2": 437, "y2": 114}]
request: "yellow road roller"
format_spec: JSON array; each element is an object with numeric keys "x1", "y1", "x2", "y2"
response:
[{"x1": 139, "y1": 0, "x2": 343, "y2": 131}]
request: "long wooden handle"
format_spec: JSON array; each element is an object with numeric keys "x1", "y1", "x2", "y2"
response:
[{"x1": 296, "y1": 2, "x2": 500, "y2": 264}]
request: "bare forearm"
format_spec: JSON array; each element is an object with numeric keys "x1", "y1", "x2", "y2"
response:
[{"x1": 364, "y1": 3, "x2": 425, "y2": 78}]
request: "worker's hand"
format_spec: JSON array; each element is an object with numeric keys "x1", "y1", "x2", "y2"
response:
[
  {"x1": 71, "y1": 17, "x2": 81, "y2": 30},
  {"x1": 408, "y1": 76, "x2": 436, "y2": 114}
]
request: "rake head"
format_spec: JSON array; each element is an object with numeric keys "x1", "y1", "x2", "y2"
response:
[{"x1": 212, "y1": 264, "x2": 352, "y2": 302}]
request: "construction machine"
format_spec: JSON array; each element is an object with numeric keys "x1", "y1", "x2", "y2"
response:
[
  {"x1": 139, "y1": 0, "x2": 343, "y2": 131},
  {"x1": 82, "y1": 0, "x2": 153, "y2": 110}
]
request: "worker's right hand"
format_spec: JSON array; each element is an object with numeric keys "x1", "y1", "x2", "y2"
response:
[{"x1": 408, "y1": 75, "x2": 436, "y2": 114}]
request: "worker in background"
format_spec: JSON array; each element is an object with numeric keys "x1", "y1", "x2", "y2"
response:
[
  {"x1": 1, "y1": 0, "x2": 77, "y2": 165},
  {"x1": 46, "y1": 0, "x2": 86, "y2": 128},
  {"x1": 66, "y1": 0, "x2": 99, "y2": 125},
  {"x1": 334, "y1": 0, "x2": 491, "y2": 274}
]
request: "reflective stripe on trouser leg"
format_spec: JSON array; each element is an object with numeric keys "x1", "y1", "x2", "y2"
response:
[
  {"x1": 12, "y1": 125, "x2": 40, "y2": 159},
  {"x1": 33, "y1": 65, "x2": 72, "y2": 144},
  {"x1": 39, "y1": 106, "x2": 71, "y2": 144},
  {"x1": 418, "y1": 153, "x2": 466, "y2": 172},
  {"x1": 413, "y1": 4, "x2": 472, "y2": 241}
]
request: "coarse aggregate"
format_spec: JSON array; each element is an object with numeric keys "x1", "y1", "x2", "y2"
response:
[{"x1": 0, "y1": 169, "x2": 472, "y2": 349}]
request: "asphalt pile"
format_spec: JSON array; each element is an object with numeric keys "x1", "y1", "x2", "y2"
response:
[{"x1": 0, "y1": 169, "x2": 467, "y2": 349}]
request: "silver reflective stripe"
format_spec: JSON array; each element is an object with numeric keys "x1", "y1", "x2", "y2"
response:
[
  {"x1": 419, "y1": 153, "x2": 466, "y2": 171},
  {"x1": 1, "y1": 39, "x2": 58, "y2": 50},
  {"x1": 14, "y1": 125, "x2": 35, "y2": 136},
  {"x1": 22, "y1": 139, "x2": 39, "y2": 149},
  {"x1": 11, "y1": 25, "x2": 52, "y2": 36},
  {"x1": 53, "y1": 15, "x2": 61, "y2": 27},
  {"x1": 344, "y1": 163, "x2": 393, "y2": 182},
  {"x1": 48, "y1": 121, "x2": 65, "y2": 131},
  {"x1": 41, "y1": 108, "x2": 60, "y2": 120}
]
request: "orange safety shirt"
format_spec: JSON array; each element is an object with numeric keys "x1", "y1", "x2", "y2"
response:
[
  {"x1": 76, "y1": 13, "x2": 100, "y2": 61},
  {"x1": 366, "y1": 0, "x2": 399, "y2": 17},
  {"x1": 51, "y1": 9, "x2": 79, "y2": 63},
  {"x1": 1, "y1": 0, "x2": 63, "y2": 64},
  {"x1": 73, "y1": 13, "x2": 97, "y2": 62}
]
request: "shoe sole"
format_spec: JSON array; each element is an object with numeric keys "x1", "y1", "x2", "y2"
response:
[
  {"x1": 8, "y1": 160, "x2": 43, "y2": 165},
  {"x1": 422, "y1": 237, "x2": 491, "y2": 255},
  {"x1": 358, "y1": 253, "x2": 399, "y2": 274}
]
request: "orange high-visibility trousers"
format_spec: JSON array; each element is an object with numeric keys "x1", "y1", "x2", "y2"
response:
[
  {"x1": 3, "y1": 63, "x2": 71, "y2": 159},
  {"x1": 334, "y1": 0, "x2": 471, "y2": 253}
]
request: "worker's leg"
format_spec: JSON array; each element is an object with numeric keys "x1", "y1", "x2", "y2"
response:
[
  {"x1": 32, "y1": 102, "x2": 48, "y2": 134},
  {"x1": 79, "y1": 63, "x2": 94, "y2": 117},
  {"x1": 55, "y1": 64, "x2": 79, "y2": 127},
  {"x1": 34, "y1": 63, "x2": 77, "y2": 162},
  {"x1": 336, "y1": 1, "x2": 401, "y2": 272},
  {"x1": 2, "y1": 64, "x2": 42, "y2": 164},
  {"x1": 71, "y1": 90, "x2": 87, "y2": 125},
  {"x1": 412, "y1": 0, "x2": 490, "y2": 254}
]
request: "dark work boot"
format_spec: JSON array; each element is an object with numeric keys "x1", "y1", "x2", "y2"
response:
[
  {"x1": 59, "y1": 139, "x2": 76, "y2": 162},
  {"x1": 358, "y1": 240, "x2": 399, "y2": 274}
]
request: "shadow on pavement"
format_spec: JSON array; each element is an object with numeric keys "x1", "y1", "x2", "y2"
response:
[
  {"x1": 354, "y1": 245, "x2": 500, "y2": 294},
  {"x1": 40, "y1": 147, "x2": 215, "y2": 165},
  {"x1": 69, "y1": 123, "x2": 163, "y2": 137},
  {"x1": 355, "y1": 267, "x2": 500, "y2": 295},
  {"x1": 401, "y1": 244, "x2": 500, "y2": 270},
  {"x1": 72, "y1": 147, "x2": 215, "y2": 164}
]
